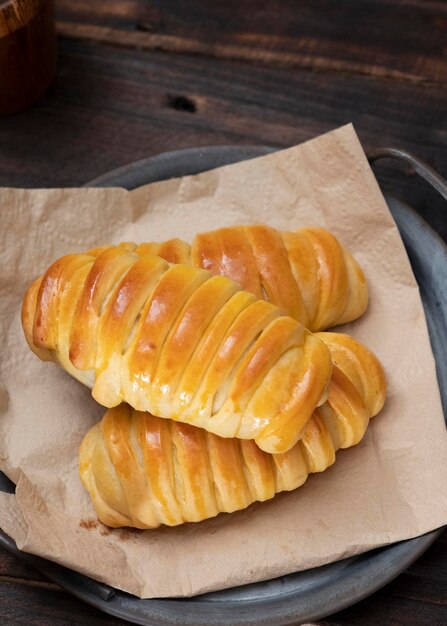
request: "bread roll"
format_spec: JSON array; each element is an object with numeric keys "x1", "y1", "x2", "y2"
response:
[
  {"x1": 136, "y1": 225, "x2": 367, "y2": 331},
  {"x1": 79, "y1": 333, "x2": 386, "y2": 529},
  {"x1": 22, "y1": 246, "x2": 332, "y2": 453}
]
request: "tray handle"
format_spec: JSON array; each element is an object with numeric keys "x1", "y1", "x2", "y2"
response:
[{"x1": 368, "y1": 147, "x2": 447, "y2": 202}]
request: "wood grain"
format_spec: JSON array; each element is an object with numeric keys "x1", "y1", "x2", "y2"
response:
[
  {"x1": 55, "y1": 0, "x2": 447, "y2": 82},
  {"x1": 1, "y1": 37, "x2": 446, "y2": 239}
]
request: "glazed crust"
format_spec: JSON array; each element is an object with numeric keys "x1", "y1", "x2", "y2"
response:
[
  {"x1": 79, "y1": 333, "x2": 386, "y2": 529},
  {"x1": 22, "y1": 245, "x2": 333, "y2": 454},
  {"x1": 138, "y1": 226, "x2": 368, "y2": 331}
]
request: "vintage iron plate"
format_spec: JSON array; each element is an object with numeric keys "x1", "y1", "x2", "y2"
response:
[{"x1": 1, "y1": 145, "x2": 445, "y2": 625}]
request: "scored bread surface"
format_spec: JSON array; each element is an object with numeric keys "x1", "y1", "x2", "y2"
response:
[
  {"x1": 137, "y1": 225, "x2": 368, "y2": 332},
  {"x1": 79, "y1": 333, "x2": 386, "y2": 529},
  {"x1": 22, "y1": 241, "x2": 334, "y2": 454}
]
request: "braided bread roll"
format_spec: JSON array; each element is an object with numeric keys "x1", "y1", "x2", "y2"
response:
[
  {"x1": 134, "y1": 225, "x2": 368, "y2": 332},
  {"x1": 22, "y1": 246, "x2": 332, "y2": 454},
  {"x1": 79, "y1": 333, "x2": 386, "y2": 529}
]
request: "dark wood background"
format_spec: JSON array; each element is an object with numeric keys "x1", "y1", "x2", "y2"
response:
[{"x1": 1, "y1": 1, "x2": 446, "y2": 624}]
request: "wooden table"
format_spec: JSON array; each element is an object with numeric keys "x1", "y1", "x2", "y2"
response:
[{"x1": 1, "y1": 1, "x2": 446, "y2": 624}]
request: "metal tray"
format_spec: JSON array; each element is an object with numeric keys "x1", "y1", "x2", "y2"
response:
[{"x1": 1, "y1": 145, "x2": 446, "y2": 626}]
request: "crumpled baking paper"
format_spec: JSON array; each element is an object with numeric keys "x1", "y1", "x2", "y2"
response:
[{"x1": 0, "y1": 124, "x2": 446, "y2": 598}]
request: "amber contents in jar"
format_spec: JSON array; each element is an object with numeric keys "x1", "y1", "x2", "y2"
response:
[{"x1": 0, "y1": 0, "x2": 57, "y2": 116}]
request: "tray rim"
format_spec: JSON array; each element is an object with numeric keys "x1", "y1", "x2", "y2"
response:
[{"x1": 1, "y1": 144, "x2": 446, "y2": 626}]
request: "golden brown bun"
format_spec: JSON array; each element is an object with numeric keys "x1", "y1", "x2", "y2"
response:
[
  {"x1": 79, "y1": 333, "x2": 386, "y2": 529},
  {"x1": 137, "y1": 226, "x2": 368, "y2": 331},
  {"x1": 22, "y1": 246, "x2": 332, "y2": 454}
]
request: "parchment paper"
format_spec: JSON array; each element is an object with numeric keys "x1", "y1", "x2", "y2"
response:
[{"x1": 0, "y1": 124, "x2": 446, "y2": 598}]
